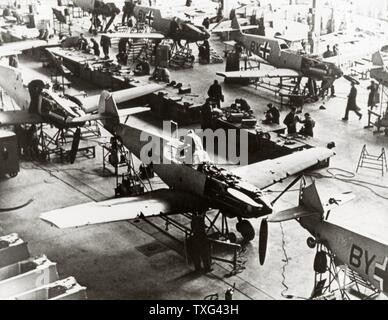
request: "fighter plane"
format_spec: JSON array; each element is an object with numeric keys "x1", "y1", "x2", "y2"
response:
[
  {"x1": 216, "y1": 10, "x2": 343, "y2": 93},
  {"x1": 40, "y1": 94, "x2": 335, "y2": 242},
  {"x1": 0, "y1": 64, "x2": 164, "y2": 129},
  {"x1": 70, "y1": 0, "x2": 121, "y2": 33},
  {"x1": 259, "y1": 177, "x2": 388, "y2": 299},
  {"x1": 133, "y1": 5, "x2": 211, "y2": 46}
]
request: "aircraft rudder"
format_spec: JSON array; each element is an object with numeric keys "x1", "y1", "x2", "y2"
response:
[
  {"x1": 99, "y1": 90, "x2": 120, "y2": 132},
  {"x1": 230, "y1": 9, "x2": 242, "y2": 32},
  {"x1": 299, "y1": 180, "x2": 325, "y2": 216}
]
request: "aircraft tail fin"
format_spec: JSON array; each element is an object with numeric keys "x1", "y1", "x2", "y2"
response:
[
  {"x1": 230, "y1": 9, "x2": 242, "y2": 33},
  {"x1": 372, "y1": 51, "x2": 385, "y2": 67},
  {"x1": 268, "y1": 180, "x2": 324, "y2": 223},
  {"x1": 98, "y1": 91, "x2": 120, "y2": 132},
  {"x1": 268, "y1": 179, "x2": 355, "y2": 223}
]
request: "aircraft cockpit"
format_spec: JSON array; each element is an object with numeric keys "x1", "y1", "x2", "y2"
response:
[{"x1": 163, "y1": 130, "x2": 210, "y2": 166}]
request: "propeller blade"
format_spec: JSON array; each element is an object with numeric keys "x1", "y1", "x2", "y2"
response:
[
  {"x1": 343, "y1": 74, "x2": 360, "y2": 85},
  {"x1": 69, "y1": 128, "x2": 81, "y2": 164},
  {"x1": 259, "y1": 218, "x2": 268, "y2": 265}
]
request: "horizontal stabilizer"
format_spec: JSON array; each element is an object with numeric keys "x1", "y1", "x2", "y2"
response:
[
  {"x1": 81, "y1": 83, "x2": 165, "y2": 114},
  {"x1": 268, "y1": 206, "x2": 319, "y2": 223},
  {"x1": 269, "y1": 185, "x2": 355, "y2": 224},
  {"x1": 67, "y1": 107, "x2": 150, "y2": 124}
]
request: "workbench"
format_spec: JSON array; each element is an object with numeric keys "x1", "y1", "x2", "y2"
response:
[
  {"x1": 119, "y1": 76, "x2": 203, "y2": 125},
  {"x1": 46, "y1": 47, "x2": 101, "y2": 77},
  {"x1": 212, "y1": 117, "x2": 332, "y2": 164},
  {"x1": 46, "y1": 48, "x2": 204, "y2": 124}
]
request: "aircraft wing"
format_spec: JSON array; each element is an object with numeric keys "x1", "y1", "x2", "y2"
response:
[
  {"x1": 40, "y1": 189, "x2": 206, "y2": 229},
  {"x1": 212, "y1": 25, "x2": 258, "y2": 33},
  {"x1": 67, "y1": 107, "x2": 150, "y2": 124},
  {"x1": 104, "y1": 33, "x2": 165, "y2": 40},
  {"x1": 0, "y1": 40, "x2": 48, "y2": 57},
  {"x1": 231, "y1": 147, "x2": 335, "y2": 190},
  {"x1": 0, "y1": 110, "x2": 43, "y2": 126},
  {"x1": 217, "y1": 68, "x2": 302, "y2": 79}
]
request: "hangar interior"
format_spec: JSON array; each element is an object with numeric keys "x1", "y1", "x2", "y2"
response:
[{"x1": 0, "y1": 0, "x2": 388, "y2": 300}]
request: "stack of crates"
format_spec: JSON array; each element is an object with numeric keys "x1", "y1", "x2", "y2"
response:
[{"x1": 0, "y1": 234, "x2": 87, "y2": 300}]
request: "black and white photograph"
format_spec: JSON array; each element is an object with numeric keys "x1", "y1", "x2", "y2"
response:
[{"x1": 0, "y1": 0, "x2": 387, "y2": 306}]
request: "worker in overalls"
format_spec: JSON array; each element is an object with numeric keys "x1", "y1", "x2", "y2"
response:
[{"x1": 187, "y1": 212, "x2": 212, "y2": 274}]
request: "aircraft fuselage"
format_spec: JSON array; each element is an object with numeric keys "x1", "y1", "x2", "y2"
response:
[
  {"x1": 72, "y1": 0, "x2": 120, "y2": 17},
  {"x1": 113, "y1": 123, "x2": 273, "y2": 219},
  {"x1": 133, "y1": 6, "x2": 210, "y2": 43},
  {"x1": 233, "y1": 32, "x2": 343, "y2": 82},
  {"x1": 301, "y1": 216, "x2": 388, "y2": 295}
]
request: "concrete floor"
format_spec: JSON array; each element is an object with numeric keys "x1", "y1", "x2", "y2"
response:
[{"x1": 1, "y1": 3, "x2": 388, "y2": 300}]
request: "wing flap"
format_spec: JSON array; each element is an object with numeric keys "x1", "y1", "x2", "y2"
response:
[
  {"x1": 231, "y1": 148, "x2": 335, "y2": 190},
  {"x1": 0, "y1": 111, "x2": 43, "y2": 126},
  {"x1": 40, "y1": 189, "x2": 206, "y2": 229}
]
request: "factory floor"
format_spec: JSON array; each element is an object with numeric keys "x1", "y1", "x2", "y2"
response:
[{"x1": 1, "y1": 33, "x2": 388, "y2": 300}]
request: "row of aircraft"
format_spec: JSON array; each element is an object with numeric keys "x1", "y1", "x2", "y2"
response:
[
  {"x1": 0, "y1": 4, "x2": 386, "y2": 299},
  {"x1": 56, "y1": 2, "x2": 211, "y2": 45},
  {"x1": 37, "y1": 90, "x2": 388, "y2": 298}
]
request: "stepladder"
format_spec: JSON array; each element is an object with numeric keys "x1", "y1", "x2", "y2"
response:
[{"x1": 356, "y1": 145, "x2": 388, "y2": 176}]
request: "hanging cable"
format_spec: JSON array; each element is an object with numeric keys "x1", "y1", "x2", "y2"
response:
[
  {"x1": 307, "y1": 167, "x2": 388, "y2": 200},
  {"x1": 0, "y1": 199, "x2": 33, "y2": 212}
]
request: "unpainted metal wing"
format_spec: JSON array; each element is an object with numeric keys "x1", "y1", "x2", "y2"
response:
[
  {"x1": 212, "y1": 25, "x2": 258, "y2": 33},
  {"x1": 104, "y1": 32, "x2": 165, "y2": 40},
  {"x1": 0, "y1": 40, "x2": 48, "y2": 57},
  {"x1": 0, "y1": 110, "x2": 43, "y2": 126},
  {"x1": 231, "y1": 147, "x2": 335, "y2": 190},
  {"x1": 40, "y1": 189, "x2": 206, "y2": 229},
  {"x1": 216, "y1": 68, "x2": 301, "y2": 79}
]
